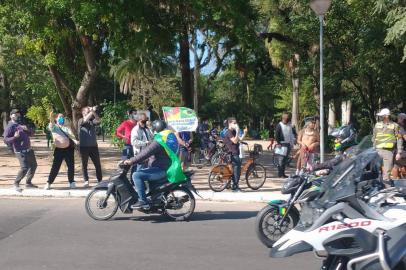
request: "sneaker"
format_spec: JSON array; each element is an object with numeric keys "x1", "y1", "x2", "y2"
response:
[
  {"x1": 83, "y1": 181, "x2": 89, "y2": 188},
  {"x1": 14, "y1": 185, "x2": 23, "y2": 192},
  {"x1": 131, "y1": 200, "x2": 150, "y2": 209},
  {"x1": 232, "y1": 187, "x2": 242, "y2": 192},
  {"x1": 44, "y1": 183, "x2": 51, "y2": 190},
  {"x1": 69, "y1": 182, "x2": 76, "y2": 189},
  {"x1": 25, "y1": 183, "x2": 38, "y2": 189}
]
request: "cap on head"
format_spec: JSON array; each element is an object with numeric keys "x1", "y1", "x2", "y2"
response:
[{"x1": 377, "y1": 108, "x2": 390, "y2": 117}]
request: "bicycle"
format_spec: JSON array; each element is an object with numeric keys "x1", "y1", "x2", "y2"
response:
[
  {"x1": 191, "y1": 139, "x2": 227, "y2": 168},
  {"x1": 208, "y1": 142, "x2": 267, "y2": 191}
]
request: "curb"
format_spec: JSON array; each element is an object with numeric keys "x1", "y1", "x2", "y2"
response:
[{"x1": 0, "y1": 188, "x2": 288, "y2": 203}]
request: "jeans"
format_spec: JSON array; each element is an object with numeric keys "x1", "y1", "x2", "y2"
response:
[
  {"x1": 80, "y1": 146, "x2": 102, "y2": 182},
  {"x1": 132, "y1": 167, "x2": 166, "y2": 203},
  {"x1": 122, "y1": 144, "x2": 134, "y2": 160},
  {"x1": 15, "y1": 150, "x2": 37, "y2": 185},
  {"x1": 231, "y1": 154, "x2": 242, "y2": 188},
  {"x1": 277, "y1": 144, "x2": 291, "y2": 177},
  {"x1": 48, "y1": 147, "x2": 75, "y2": 184}
]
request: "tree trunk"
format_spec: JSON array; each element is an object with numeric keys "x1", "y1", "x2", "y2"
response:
[
  {"x1": 179, "y1": 24, "x2": 193, "y2": 108},
  {"x1": 47, "y1": 34, "x2": 97, "y2": 136},
  {"x1": 290, "y1": 54, "x2": 300, "y2": 130},
  {"x1": 193, "y1": 47, "x2": 200, "y2": 114},
  {"x1": 328, "y1": 101, "x2": 336, "y2": 134},
  {"x1": 0, "y1": 70, "x2": 10, "y2": 134},
  {"x1": 341, "y1": 100, "x2": 352, "y2": 126}
]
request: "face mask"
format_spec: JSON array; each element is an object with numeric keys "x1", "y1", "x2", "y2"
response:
[{"x1": 57, "y1": 117, "x2": 65, "y2": 125}]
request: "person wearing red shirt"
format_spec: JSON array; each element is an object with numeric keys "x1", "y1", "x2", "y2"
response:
[{"x1": 116, "y1": 109, "x2": 137, "y2": 159}]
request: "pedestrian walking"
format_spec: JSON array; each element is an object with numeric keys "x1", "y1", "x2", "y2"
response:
[
  {"x1": 45, "y1": 112, "x2": 78, "y2": 190},
  {"x1": 275, "y1": 113, "x2": 297, "y2": 178},
  {"x1": 3, "y1": 109, "x2": 38, "y2": 191},
  {"x1": 224, "y1": 117, "x2": 242, "y2": 191},
  {"x1": 373, "y1": 108, "x2": 402, "y2": 182},
  {"x1": 78, "y1": 106, "x2": 103, "y2": 187},
  {"x1": 131, "y1": 112, "x2": 153, "y2": 171},
  {"x1": 116, "y1": 109, "x2": 137, "y2": 160}
]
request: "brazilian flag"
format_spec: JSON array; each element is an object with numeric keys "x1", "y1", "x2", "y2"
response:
[{"x1": 155, "y1": 130, "x2": 186, "y2": 183}]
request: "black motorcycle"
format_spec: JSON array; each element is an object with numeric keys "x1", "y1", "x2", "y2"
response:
[{"x1": 85, "y1": 163, "x2": 196, "y2": 221}]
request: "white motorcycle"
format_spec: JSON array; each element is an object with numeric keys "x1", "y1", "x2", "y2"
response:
[{"x1": 270, "y1": 148, "x2": 406, "y2": 270}]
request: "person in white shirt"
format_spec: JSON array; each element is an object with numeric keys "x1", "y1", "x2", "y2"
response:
[{"x1": 131, "y1": 113, "x2": 153, "y2": 171}]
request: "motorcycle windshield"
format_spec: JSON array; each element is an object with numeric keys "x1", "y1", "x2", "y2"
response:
[
  {"x1": 317, "y1": 146, "x2": 381, "y2": 206},
  {"x1": 346, "y1": 135, "x2": 373, "y2": 155}
]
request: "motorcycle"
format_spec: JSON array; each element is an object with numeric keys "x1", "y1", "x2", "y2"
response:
[
  {"x1": 255, "y1": 172, "x2": 323, "y2": 247},
  {"x1": 322, "y1": 222, "x2": 406, "y2": 270},
  {"x1": 255, "y1": 135, "x2": 374, "y2": 248},
  {"x1": 85, "y1": 163, "x2": 196, "y2": 221},
  {"x1": 270, "y1": 147, "x2": 406, "y2": 269}
]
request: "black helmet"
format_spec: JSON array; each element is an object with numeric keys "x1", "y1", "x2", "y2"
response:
[
  {"x1": 330, "y1": 125, "x2": 357, "y2": 152},
  {"x1": 152, "y1": 120, "x2": 167, "y2": 133}
]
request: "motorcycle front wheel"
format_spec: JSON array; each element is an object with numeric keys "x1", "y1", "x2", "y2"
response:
[
  {"x1": 255, "y1": 204, "x2": 299, "y2": 248},
  {"x1": 163, "y1": 187, "x2": 195, "y2": 221},
  {"x1": 85, "y1": 189, "x2": 118, "y2": 221}
]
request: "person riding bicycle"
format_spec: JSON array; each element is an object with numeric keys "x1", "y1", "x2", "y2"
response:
[
  {"x1": 124, "y1": 120, "x2": 185, "y2": 209},
  {"x1": 312, "y1": 124, "x2": 357, "y2": 174}
]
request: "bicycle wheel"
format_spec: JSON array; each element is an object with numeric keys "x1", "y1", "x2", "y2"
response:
[
  {"x1": 246, "y1": 163, "x2": 267, "y2": 190},
  {"x1": 208, "y1": 164, "x2": 232, "y2": 192}
]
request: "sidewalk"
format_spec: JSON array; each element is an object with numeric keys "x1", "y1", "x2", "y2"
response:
[{"x1": 0, "y1": 136, "x2": 292, "y2": 202}]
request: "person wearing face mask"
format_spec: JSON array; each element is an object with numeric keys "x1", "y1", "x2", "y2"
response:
[
  {"x1": 223, "y1": 117, "x2": 242, "y2": 191},
  {"x1": 45, "y1": 112, "x2": 78, "y2": 190},
  {"x1": 116, "y1": 109, "x2": 137, "y2": 160},
  {"x1": 131, "y1": 113, "x2": 153, "y2": 171},
  {"x1": 3, "y1": 109, "x2": 38, "y2": 192},
  {"x1": 78, "y1": 106, "x2": 102, "y2": 187}
]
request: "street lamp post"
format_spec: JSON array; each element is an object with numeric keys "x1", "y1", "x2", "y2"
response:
[{"x1": 310, "y1": 0, "x2": 331, "y2": 163}]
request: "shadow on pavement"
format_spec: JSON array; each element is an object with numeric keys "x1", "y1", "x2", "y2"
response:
[{"x1": 112, "y1": 210, "x2": 258, "y2": 223}]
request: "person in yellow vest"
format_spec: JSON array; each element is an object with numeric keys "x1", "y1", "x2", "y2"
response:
[{"x1": 373, "y1": 108, "x2": 403, "y2": 181}]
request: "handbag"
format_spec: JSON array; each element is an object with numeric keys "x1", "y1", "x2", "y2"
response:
[
  {"x1": 274, "y1": 145, "x2": 288, "y2": 156},
  {"x1": 57, "y1": 126, "x2": 76, "y2": 149}
]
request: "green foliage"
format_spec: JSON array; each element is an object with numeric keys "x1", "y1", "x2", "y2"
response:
[
  {"x1": 26, "y1": 97, "x2": 53, "y2": 128},
  {"x1": 100, "y1": 101, "x2": 129, "y2": 148},
  {"x1": 259, "y1": 129, "x2": 270, "y2": 140}
]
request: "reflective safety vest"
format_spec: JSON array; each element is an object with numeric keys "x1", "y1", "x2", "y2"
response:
[
  {"x1": 154, "y1": 130, "x2": 186, "y2": 183},
  {"x1": 374, "y1": 122, "x2": 398, "y2": 149}
]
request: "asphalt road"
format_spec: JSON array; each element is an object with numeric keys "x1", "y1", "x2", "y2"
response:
[{"x1": 0, "y1": 199, "x2": 321, "y2": 270}]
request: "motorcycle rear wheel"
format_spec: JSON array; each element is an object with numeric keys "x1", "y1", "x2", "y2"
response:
[
  {"x1": 163, "y1": 187, "x2": 195, "y2": 221},
  {"x1": 255, "y1": 204, "x2": 299, "y2": 248},
  {"x1": 85, "y1": 189, "x2": 118, "y2": 221}
]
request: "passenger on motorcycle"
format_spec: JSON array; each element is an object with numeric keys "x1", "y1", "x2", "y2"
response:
[
  {"x1": 312, "y1": 124, "x2": 357, "y2": 175},
  {"x1": 124, "y1": 120, "x2": 180, "y2": 209}
]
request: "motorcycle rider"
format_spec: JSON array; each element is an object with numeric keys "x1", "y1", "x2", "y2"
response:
[
  {"x1": 312, "y1": 124, "x2": 357, "y2": 174},
  {"x1": 124, "y1": 120, "x2": 185, "y2": 209}
]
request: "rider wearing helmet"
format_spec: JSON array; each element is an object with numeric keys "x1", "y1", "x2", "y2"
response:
[
  {"x1": 312, "y1": 124, "x2": 357, "y2": 172},
  {"x1": 124, "y1": 120, "x2": 184, "y2": 209}
]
